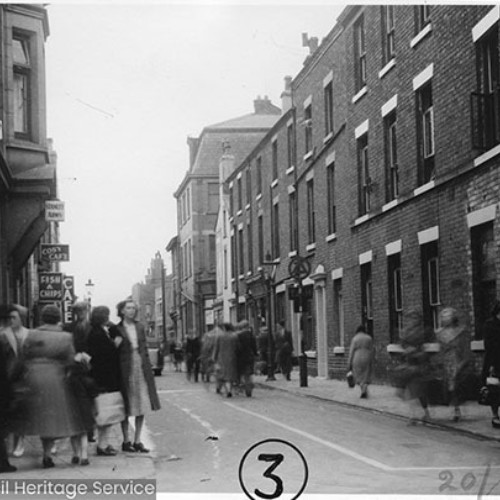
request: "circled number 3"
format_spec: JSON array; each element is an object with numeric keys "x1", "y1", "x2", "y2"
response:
[{"x1": 255, "y1": 453, "x2": 284, "y2": 499}]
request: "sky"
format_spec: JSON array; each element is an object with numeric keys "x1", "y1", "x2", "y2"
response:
[{"x1": 45, "y1": 1, "x2": 345, "y2": 316}]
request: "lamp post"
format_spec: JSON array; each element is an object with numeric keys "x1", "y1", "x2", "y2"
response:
[
  {"x1": 84, "y1": 278, "x2": 94, "y2": 317},
  {"x1": 260, "y1": 251, "x2": 279, "y2": 382}
]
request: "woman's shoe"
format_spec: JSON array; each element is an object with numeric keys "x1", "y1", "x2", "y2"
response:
[
  {"x1": 80, "y1": 459, "x2": 90, "y2": 466},
  {"x1": 42, "y1": 457, "x2": 55, "y2": 469},
  {"x1": 492, "y1": 417, "x2": 500, "y2": 429},
  {"x1": 97, "y1": 446, "x2": 118, "y2": 456},
  {"x1": 122, "y1": 442, "x2": 136, "y2": 452},
  {"x1": 71, "y1": 456, "x2": 80, "y2": 464},
  {"x1": 133, "y1": 442, "x2": 150, "y2": 453}
]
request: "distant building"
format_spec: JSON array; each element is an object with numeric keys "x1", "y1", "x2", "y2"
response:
[
  {"x1": 172, "y1": 97, "x2": 281, "y2": 338},
  {"x1": 0, "y1": 4, "x2": 58, "y2": 324}
]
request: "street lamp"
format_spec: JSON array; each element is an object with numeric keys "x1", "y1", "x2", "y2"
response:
[
  {"x1": 84, "y1": 278, "x2": 94, "y2": 311},
  {"x1": 260, "y1": 251, "x2": 279, "y2": 382}
]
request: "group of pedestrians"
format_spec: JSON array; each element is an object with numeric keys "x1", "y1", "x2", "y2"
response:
[
  {"x1": 0, "y1": 298, "x2": 160, "y2": 473},
  {"x1": 347, "y1": 303, "x2": 500, "y2": 428}
]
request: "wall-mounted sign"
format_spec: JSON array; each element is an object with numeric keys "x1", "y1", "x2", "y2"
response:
[
  {"x1": 38, "y1": 273, "x2": 63, "y2": 301},
  {"x1": 45, "y1": 200, "x2": 65, "y2": 222},
  {"x1": 62, "y1": 276, "x2": 75, "y2": 324},
  {"x1": 41, "y1": 244, "x2": 70, "y2": 262}
]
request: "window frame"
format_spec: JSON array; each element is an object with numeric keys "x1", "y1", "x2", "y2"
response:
[
  {"x1": 384, "y1": 111, "x2": 398, "y2": 202},
  {"x1": 357, "y1": 133, "x2": 370, "y2": 216},
  {"x1": 327, "y1": 162, "x2": 336, "y2": 234},
  {"x1": 417, "y1": 82, "x2": 435, "y2": 185},
  {"x1": 354, "y1": 15, "x2": 367, "y2": 92},
  {"x1": 12, "y1": 33, "x2": 32, "y2": 139},
  {"x1": 324, "y1": 81, "x2": 334, "y2": 137},
  {"x1": 304, "y1": 104, "x2": 313, "y2": 154},
  {"x1": 307, "y1": 178, "x2": 315, "y2": 244}
]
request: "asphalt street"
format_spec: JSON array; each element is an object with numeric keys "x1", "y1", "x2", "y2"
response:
[{"x1": 150, "y1": 369, "x2": 500, "y2": 497}]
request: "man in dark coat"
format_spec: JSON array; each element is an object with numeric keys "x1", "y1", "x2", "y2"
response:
[
  {"x1": 236, "y1": 320, "x2": 258, "y2": 397},
  {"x1": 0, "y1": 305, "x2": 17, "y2": 472},
  {"x1": 185, "y1": 332, "x2": 201, "y2": 382},
  {"x1": 481, "y1": 301, "x2": 500, "y2": 428}
]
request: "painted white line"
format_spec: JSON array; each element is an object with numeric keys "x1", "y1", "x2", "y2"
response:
[
  {"x1": 225, "y1": 403, "x2": 500, "y2": 473},
  {"x1": 224, "y1": 402, "x2": 392, "y2": 471},
  {"x1": 168, "y1": 400, "x2": 221, "y2": 471}
]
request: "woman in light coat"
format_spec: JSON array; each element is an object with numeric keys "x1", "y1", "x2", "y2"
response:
[
  {"x1": 110, "y1": 299, "x2": 160, "y2": 453},
  {"x1": 347, "y1": 325, "x2": 374, "y2": 398},
  {"x1": 22, "y1": 305, "x2": 87, "y2": 468}
]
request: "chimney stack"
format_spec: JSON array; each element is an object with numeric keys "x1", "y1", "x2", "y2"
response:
[
  {"x1": 281, "y1": 76, "x2": 292, "y2": 114},
  {"x1": 253, "y1": 95, "x2": 280, "y2": 115}
]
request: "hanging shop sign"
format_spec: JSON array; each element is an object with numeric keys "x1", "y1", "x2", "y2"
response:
[
  {"x1": 45, "y1": 200, "x2": 65, "y2": 222},
  {"x1": 38, "y1": 272, "x2": 63, "y2": 301},
  {"x1": 40, "y1": 244, "x2": 70, "y2": 262},
  {"x1": 62, "y1": 276, "x2": 75, "y2": 324}
]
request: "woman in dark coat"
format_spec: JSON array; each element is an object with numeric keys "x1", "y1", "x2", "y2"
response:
[
  {"x1": 481, "y1": 301, "x2": 500, "y2": 428},
  {"x1": 87, "y1": 306, "x2": 121, "y2": 456},
  {"x1": 110, "y1": 299, "x2": 160, "y2": 453}
]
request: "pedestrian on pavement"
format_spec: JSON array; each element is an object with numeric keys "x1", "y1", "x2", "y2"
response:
[
  {"x1": 185, "y1": 331, "x2": 201, "y2": 382},
  {"x1": 257, "y1": 326, "x2": 270, "y2": 376},
  {"x1": 22, "y1": 305, "x2": 87, "y2": 469},
  {"x1": 236, "y1": 320, "x2": 258, "y2": 397},
  {"x1": 87, "y1": 306, "x2": 121, "y2": 456},
  {"x1": 347, "y1": 325, "x2": 374, "y2": 398},
  {"x1": 396, "y1": 308, "x2": 433, "y2": 424},
  {"x1": 110, "y1": 299, "x2": 160, "y2": 453},
  {"x1": 0, "y1": 305, "x2": 17, "y2": 473},
  {"x1": 65, "y1": 301, "x2": 95, "y2": 444},
  {"x1": 435, "y1": 307, "x2": 471, "y2": 422},
  {"x1": 1, "y1": 305, "x2": 29, "y2": 458},
  {"x1": 481, "y1": 300, "x2": 500, "y2": 429},
  {"x1": 275, "y1": 320, "x2": 293, "y2": 381},
  {"x1": 173, "y1": 341, "x2": 184, "y2": 372},
  {"x1": 213, "y1": 322, "x2": 240, "y2": 397},
  {"x1": 200, "y1": 327, "x2": 218, "y2": 384}
]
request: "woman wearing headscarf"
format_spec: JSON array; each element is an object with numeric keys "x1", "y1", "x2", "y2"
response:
[
  {"x1": 481, "y1": 301, "x2": 500, "y2": 428},
  {"x1": 22, "y1": 305, "x2": 87, "y2": 468},
  {"x1": 110, "y1": 299, "x2": 160, "y2": 453},
  {"x1": 87, "y1": 306, "x2": 121, "y2": 456},
  {"x1": 347, "y1": 325, "x2": 374, "y2": 398},
  {"x1": 435, "y1": 307, "x2": 470, "y2": 422}
]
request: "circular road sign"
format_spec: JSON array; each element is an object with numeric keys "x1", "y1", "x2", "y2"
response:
[{"x1": 288, "y1": 256, "x2": 311, "y2": 281}]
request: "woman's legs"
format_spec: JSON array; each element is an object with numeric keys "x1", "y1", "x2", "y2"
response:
[
  {"x1": 41, "y1": 438, "x2": 55, "y2": 468},
  {"x1": 134, "y1": 415, "x2": 144, "y2": 444},
  {"x1": 121, "y1": 418, "x2": 130, "y2": 443}
]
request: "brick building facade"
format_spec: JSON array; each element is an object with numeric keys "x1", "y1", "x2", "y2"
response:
[{"x1": 224, "y1": 5, "x2": 500, "y2": 384}]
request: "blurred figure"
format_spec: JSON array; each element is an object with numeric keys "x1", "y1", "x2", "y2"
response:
[
  {"x1": 200, "y1": 328, "x2": 218, "y2": 384},
  {"x1": 396, "y1": 309, "x2": 433, "y2": 424},
  {"x1": 347, "y1": 325, "x2": 374, "y2": 398},
  {"x1": 22, "y1": 305, "x2": 86, "y2": 468},
  {"x1": 2, "y1": 305, "x2": 29, "y2": 457},
  {"x1": 481, "y1": 301, "x2": 500, "y2": 429},
  {"x1": 87, "y1": 306, "x2": 121, "y2": 456},
  {"x1": 185, "y1": 331, "x2": 201, "y2": 382},
  {"x1": 0, "y1": 305, "x2": 16, "y2": 473},
  {"x1": 173, "y1": 342, "x2": 184, "y2": 372},
  {"x1": 213, "y1": 323, "x2": 239, "y2": 397},
  {"x1": 66, "y1": 301, "x2": 95, "y2": 444},
  {"x1": 436, "y1": 307, "x2": 470, "y2": 422},
  {"x1": 110, "y1": 299, "x2": 160, "y2": 453},
  {"x1": 236, "y1": 320, "x2": 257, "y2": 397},
  {"x1": 275, "y1": 320, "x2": 293, "y2": 381},
  {"x1": 257, "y1": 326, "x2": 270, "y2": 375}
]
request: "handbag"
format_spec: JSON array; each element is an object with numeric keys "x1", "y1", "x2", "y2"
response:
[
  {"x1": 478, "y1": 383, "x2": 500, "y2": 406},
  {"x1": 346, "y1": 371, "x2": 355, "y2": 388},
  {"x1": 94, "y1": 391, "x2": 125, "y2": 426}
]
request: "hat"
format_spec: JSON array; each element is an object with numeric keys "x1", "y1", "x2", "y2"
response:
[
  {"x1": 41, "y1": 304, "x2": 61, "y2": 325},
  {"x1": 72, "y1": 301, "x2": 89, "y2": 312}
]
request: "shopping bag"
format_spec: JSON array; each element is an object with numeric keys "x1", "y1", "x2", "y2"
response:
[
  {"x1": 346, "y1": 371, "x2": 355, "y2": 388},
  {"x1": 94, "y1": 391, "x2": 125, "y2": 426}
]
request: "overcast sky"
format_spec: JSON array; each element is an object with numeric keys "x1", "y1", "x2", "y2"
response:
[{"x1": 45, "y1": 1, "x2": 344, "y2": 317}]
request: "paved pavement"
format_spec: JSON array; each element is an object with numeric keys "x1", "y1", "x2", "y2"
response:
[{"x1": 254, "y1": 369, "x2": 500, "y2": 442}]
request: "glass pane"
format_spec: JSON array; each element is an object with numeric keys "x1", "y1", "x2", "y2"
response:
[
  {"x1": 13, "y1": 38, "x2": 29, "y2": 65},
  {"x1": 14, "y1": 73, "x2": 28, "y2": 133},
  {"x1": 428, "y1": 257, "x2": 440, "y2": 305}
]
